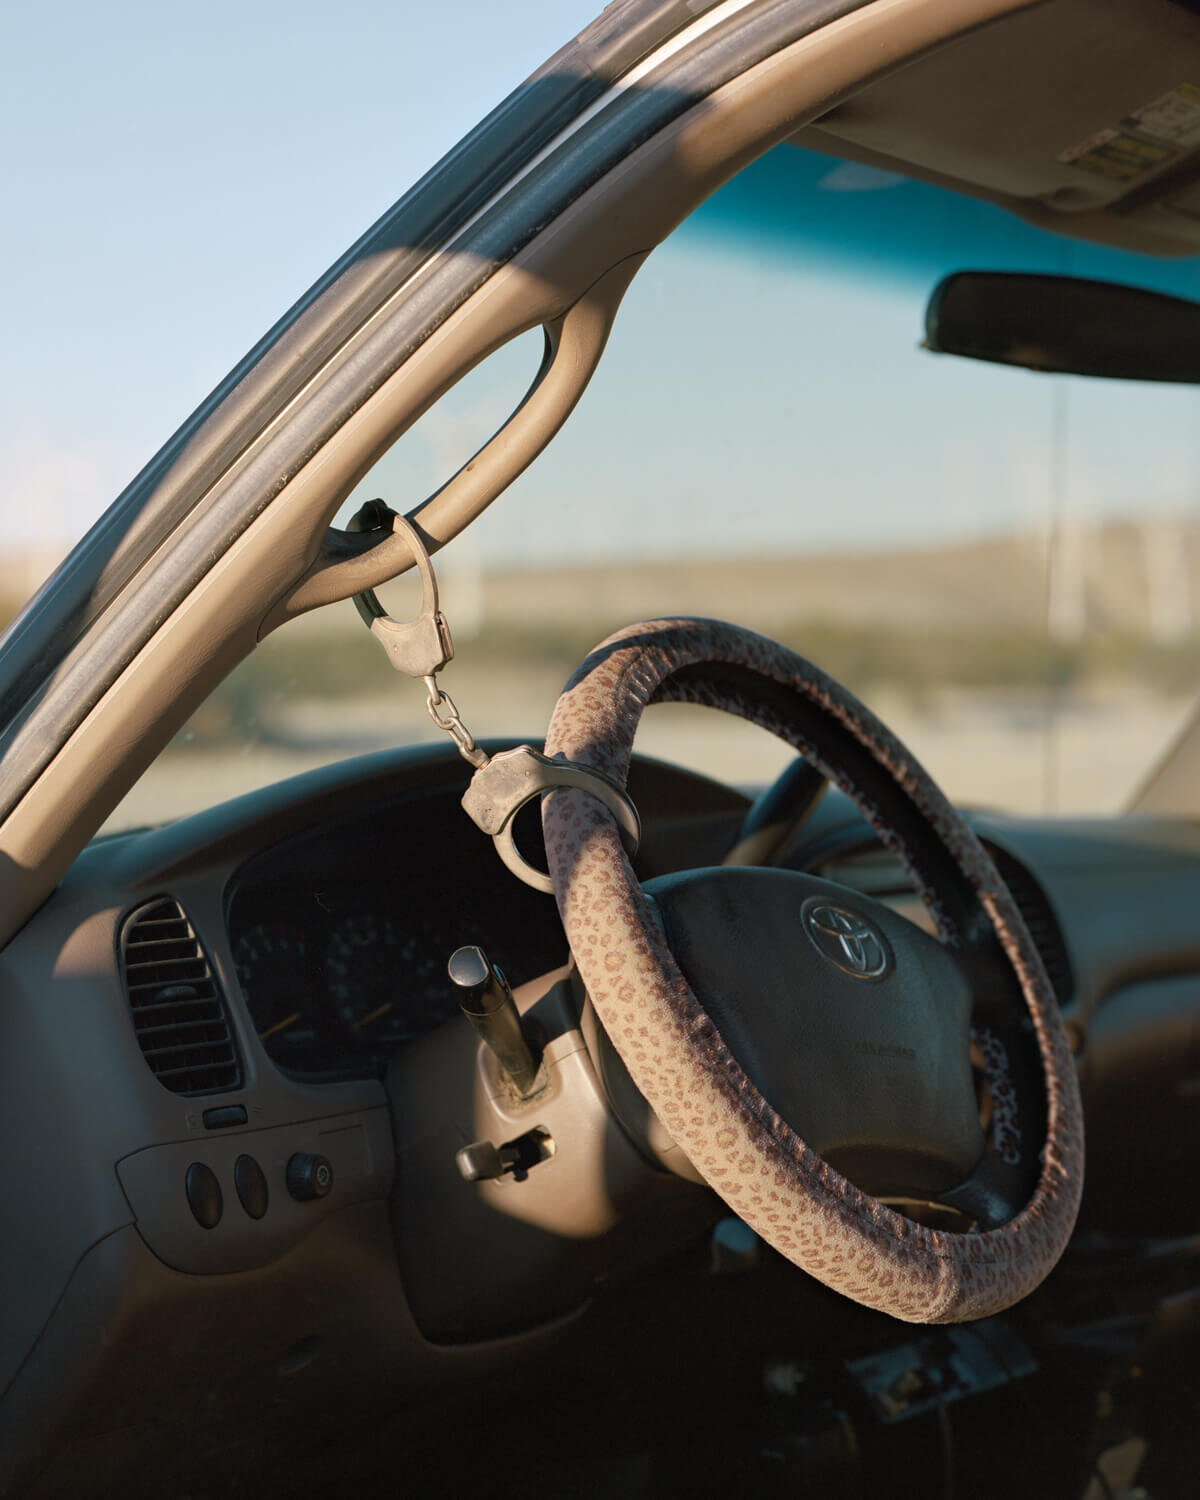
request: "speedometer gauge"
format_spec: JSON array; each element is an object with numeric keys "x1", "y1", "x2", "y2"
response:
[
  {"x1": 233, "y1": 920, "x2": 314, "y2": 1054},
  {"x1": 325, "y1": 911, "x2": 457, "y2": 1043},
  {"x1": 325, "y1": 912, "x2": 404, "y2": 1035}
]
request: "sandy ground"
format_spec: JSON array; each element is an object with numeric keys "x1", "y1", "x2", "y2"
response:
[
  {"x1": 94, "y1": 531, "x2": 1200, "y2": 833},
  {"x1": 105, "y1": 669, "x2": 1194, "y2": 833}
]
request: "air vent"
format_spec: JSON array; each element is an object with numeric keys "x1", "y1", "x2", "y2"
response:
[
  {"x1": 983, "y1": 843, "x2": 1075, "y2": 1008},
  {"x1": 120, "y1": 897, "x2": 241, "y2": 1096}
]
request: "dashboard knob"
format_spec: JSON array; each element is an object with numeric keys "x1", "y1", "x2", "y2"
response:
[{"x1": 286, "y1": 1152, "x2": 333, "y2": 1202}]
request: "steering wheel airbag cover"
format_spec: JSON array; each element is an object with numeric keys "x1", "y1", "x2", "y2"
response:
[
  {"x1": 541, "y1": 618, "x2": 1083, "y2": 1323},
  {"x1": 645, "y1": 866, "x2": 985, "y2": 1200}
]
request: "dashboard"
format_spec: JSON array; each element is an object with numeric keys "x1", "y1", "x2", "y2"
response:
[
  {"x1": 7, "y1": 737, "x2": 1200, "y2": 1496},
  {"x1": 110, "y1": 738, "x2": 1200, "y2": 1257},
  {"x1": 32, "y1": 735, "x2": 1200, "y2": 1210}
]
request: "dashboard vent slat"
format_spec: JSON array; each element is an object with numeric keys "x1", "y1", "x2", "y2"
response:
[{"x1": 120, "y1": 898, "x2": 241, "y2": 1096}]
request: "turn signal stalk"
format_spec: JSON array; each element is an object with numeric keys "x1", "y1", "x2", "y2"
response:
[{"x1": 448, "y1": 945, "x2": 541, "y2": 1097}]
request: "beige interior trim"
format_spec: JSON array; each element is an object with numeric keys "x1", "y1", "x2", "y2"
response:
[
  {"x1": 269, "y1": 254, "x2": 647, "y2": 626},
  {"x1": 1127, "y1": 700, "x2": 1200, "y2": 815},
  {"x1": 0, "y1": 0, "x2": 1040, "y2": 943}
]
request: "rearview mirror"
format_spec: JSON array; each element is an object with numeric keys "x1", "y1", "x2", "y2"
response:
[{"x1": 924, "y1": 271, "x2": 1200, "y2": 383}]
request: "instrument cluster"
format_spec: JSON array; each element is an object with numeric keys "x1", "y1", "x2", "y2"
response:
[{"x1": 226, "y1": 785, "x2": 568, "y2": 1079}]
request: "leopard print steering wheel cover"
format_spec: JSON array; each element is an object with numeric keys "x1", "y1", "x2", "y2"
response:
[{"x1": 541, "y1": 618, "x2": 1083, "y2": 1324}]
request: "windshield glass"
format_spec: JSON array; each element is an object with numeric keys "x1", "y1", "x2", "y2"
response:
[{"x1": 100, "y1": 146, "x2": 1200, "y2": 831}]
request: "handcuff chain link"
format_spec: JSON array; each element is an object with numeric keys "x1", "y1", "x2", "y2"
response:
[
  {"x1": 423, "y1": 675, "x2": 489, "y2": 769},
  {"x1": 348, "y1": 505, "x2": 639, "y2": 888}
]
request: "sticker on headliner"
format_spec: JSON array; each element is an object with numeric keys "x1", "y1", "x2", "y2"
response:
[
  {"x1": 1057, "y1": 128, "x2": 1175, "y2": 181},
  {"x1": 1129, "y1": 84, "x2": 1200, "y2": 147},
  {"x1": 1058, "y1": 85, "x2": 1200, "y2": 182}
]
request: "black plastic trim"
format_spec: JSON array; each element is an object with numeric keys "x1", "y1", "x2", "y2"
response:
[{"x1": 119, "y1": 896, "x2": 242, "y2": 1096}]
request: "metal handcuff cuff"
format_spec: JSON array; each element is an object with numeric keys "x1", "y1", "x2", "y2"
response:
[{"x1": 350, "y1": 506, "x2": 640, "y2": 893}]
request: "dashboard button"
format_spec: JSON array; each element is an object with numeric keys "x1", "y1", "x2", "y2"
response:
[
  {"x1": 234, "y1": 1154, "x2": 269, "y2": 1220},
  {"x1": 185, "y1": 1162, "x2": 223, "y2": 1229},
  {"x1": 203, "y1": 1104, "x2": 248, "y2": 1130},
  {"x1": 286, "y1": 1152, "x2": 333, "y2": 1202}
]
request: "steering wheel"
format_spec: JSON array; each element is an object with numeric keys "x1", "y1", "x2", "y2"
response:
[{"x1": 541, "y1": 619, "x2": 1083, "y2": 1324}]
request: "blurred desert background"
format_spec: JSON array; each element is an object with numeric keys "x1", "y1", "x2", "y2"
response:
[{"x1": 4, "y1": 516, "x2": 1198, "y2": 830}]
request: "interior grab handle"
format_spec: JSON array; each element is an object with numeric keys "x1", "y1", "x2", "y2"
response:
[{"x1": 279, "y1": 253, "x2": 646, "y2": 618}]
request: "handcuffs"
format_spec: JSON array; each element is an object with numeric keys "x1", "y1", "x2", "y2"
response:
[{"x1": 349, "y1": 503, "x2": 640, "y2": 893}]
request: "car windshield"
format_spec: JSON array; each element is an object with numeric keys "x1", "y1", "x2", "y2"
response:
[{"x1": 51, "y1": 145, "x2": 1200, "y2": 832}]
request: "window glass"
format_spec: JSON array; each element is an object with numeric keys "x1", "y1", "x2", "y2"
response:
[{"x1": 105, "y1": 148, "x2": 1200, "y2": 832}]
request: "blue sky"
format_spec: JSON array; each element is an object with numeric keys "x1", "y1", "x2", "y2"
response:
[
  {"x1": 5, "y1": 1, "x2": 1200, "y2": 575},
  {"x1": 0, "y1": 1, "x2": 598, "y2": 556}
]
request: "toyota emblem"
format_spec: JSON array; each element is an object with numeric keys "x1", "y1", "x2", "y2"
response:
[{"x1": 802, "y1": 900, "x2": 891, "y2": 979}]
